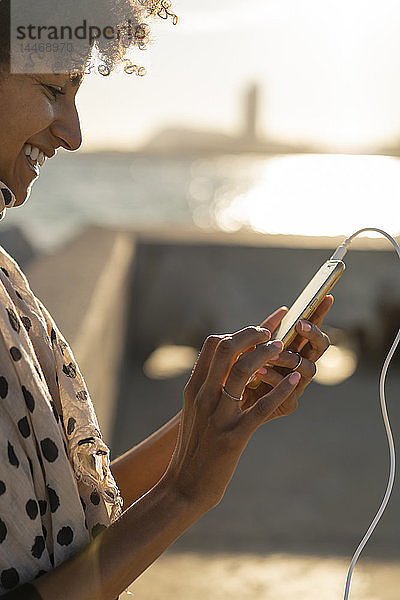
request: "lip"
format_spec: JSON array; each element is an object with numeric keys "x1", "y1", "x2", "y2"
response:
[{"x1": 25, "y1": 142, "x2": 56, "y2": 160}]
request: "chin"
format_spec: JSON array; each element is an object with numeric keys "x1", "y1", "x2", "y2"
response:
[{"x1": 14, "y1": 180, "x2": 35, "y2": 207}]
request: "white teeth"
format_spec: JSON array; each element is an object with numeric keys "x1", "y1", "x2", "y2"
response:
[
  {"x1": 23, "y1": 143, "x2": 49, "y2": 169},
  {"x1": 30, "y1": 146, "x2": 39, "y2": 161}
]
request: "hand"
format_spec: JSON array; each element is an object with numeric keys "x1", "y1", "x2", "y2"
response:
[
  {"x1": 240, "y1": 295, "x2": 334, "y2": 422},
  {"x1": 165, "y1": 326, "x2": 302, "y2": 511}
]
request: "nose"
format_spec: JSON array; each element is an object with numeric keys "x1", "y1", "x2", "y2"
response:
[{"x1": 50, "y1": 101, "x2": 82, "y2": 151}]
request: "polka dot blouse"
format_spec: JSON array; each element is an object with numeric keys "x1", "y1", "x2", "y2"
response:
[{"x1": 0, "y1": 181, "x2": 123, "y2": 596}]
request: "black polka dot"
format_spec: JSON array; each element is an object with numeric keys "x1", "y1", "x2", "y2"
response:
[
  {"x1": 67, "y1": 417, "x2": 76, "y2": 435},
  {"x1": 25, "y1": 499, "x2": 38, "y2": 520},
  {"x1": 39, "y1": 500, "x2": 47, "y2": 516},
  {"x1": 27, "y1": 456, "x2": 33, "y2": 477},
  {"x1": 50, "y1": 328, "x2": 57, "y2": 343},
  {"x1": 17, "y1": 416, "x2": 30, "y2": 438},
  {"x1": 0, "y1": 481, "x2": 6, "y2": 495},
  {"x1": 0, "y1": 377, "x2": 8, "y2": 399},
  {"x1": 76, "y1": 390, "x2": 88, "y2": 402},
  {"x1": 1, "y1": 567, "x2": 19, "y2": 589},
  {"x1": 40, "y1": 438, "x2": 58, "y2": 462},
  {"x1": 50, "y1": 400, "x2": 59, "y2": 423},
  {"x1": 63, "y1": 362, "x2": 77, "y2": 378},
  {"x1": 0, "y1": 266, "x2": 9, "y2": 277},
  {"x1": 20, "y1": 316, "x2": 32, "y2": 333},
  {"x1": 22, "y1": 386, "x2": 34, "y2": 412},
  {"x1": 78, "y1": 437, "x2": 95, "y2": 446},
  {"x1": 7, "y1": 442, "x2": 19, "y2": 467},
  {"x1": 6, "y1": 308, "x2": 20, "y2": 333},
  {"x1": 42, "y1": 524, "x2": 47, "y2": 539},
  {"x1": 0, "y1": 518, "x2": 7, "y2": 543},
  {"x1": 91, "y1": 523, "x2": 107, "y2": 539},
  {"x1": 57, "y1": 526, "x2": 73, "y2": 546},
  {"x1": 47, "y1": 486, "x2": 59, "y2": 513},
  {"x1": 10, "y1": 347, "x2": 21, "y2": 361},
  {"x1": 34, "y1": 570, "x2": 47, "y2": 580},
  {"x1": 1, "y1": 189, "x2": 12, "y2": 207},
  {"x1": 15, "y1": 290, "x2": 23, "y2": 300},
  {"x1": 31, "y1": 535, "x2": 45, "y2": 559},
  {"x1": 90, "y1": 491, "x2": 100, "y2": 506}
]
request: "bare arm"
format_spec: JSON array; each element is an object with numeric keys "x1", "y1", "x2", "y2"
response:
[
  {"x1": 32, "y1": 476, "x2": 203, "y2": 600},
  {"x1": 32, "y1": 311, "x2": 332, "y2": 600},
  {"x1": 111, "y1": 411, "x2": 181, "y2": 507}
]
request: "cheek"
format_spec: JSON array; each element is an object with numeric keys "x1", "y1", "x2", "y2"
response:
[
  {"x1": 19, "y1": 99, "x2": 55, "y2": 139},
  {"x1": 0, "y1": 93, "x2": 54, "y2": 148}
]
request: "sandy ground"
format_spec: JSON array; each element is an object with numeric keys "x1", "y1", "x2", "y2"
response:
[{"x1": 121, "y1": 552, "x2": 400, "y2": 600}]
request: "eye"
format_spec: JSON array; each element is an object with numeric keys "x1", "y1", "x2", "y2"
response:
[{"x1": 42, "y1": 84, "x2": 65, "y2": 100}]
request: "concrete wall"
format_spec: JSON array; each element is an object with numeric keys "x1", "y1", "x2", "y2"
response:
[
  {"x1": 26, "y1": 226, "x2": 135, "y2": 444},
  {"x1": 127, "y1": 236, "x2": 400, "y2": 365}
]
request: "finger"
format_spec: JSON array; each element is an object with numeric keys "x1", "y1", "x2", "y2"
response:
[
  {"x1": 266, "y1": 351, "x2": 317, "y2": 380},
  {"x1": 293, "y1": 320, "x2": 330, "y2": 362},
  {"x1": 242, "y1": 371, "x2": 302, "y2": 432},
  {"x1": 204, "y1": 326, "x2": 271, "y2": 392},
  {"x1": 253, "y1": 366, "x2": 284, "y2": 387},
  {"x1": 289, "y1": 295, "x2": 333, "y2": 352},
  {"x1": 185, "y1": 334, "x2": 227, "y2": 398},
  {"x1": 259, "y1": 306, "x2": 289, "y2": 334},
  {"x1": 182, "y1": 335, "x2": 227, "y2": 446},
  {"x1": 310, "y1": 294, "x2": 334, "y2": 328},
  {"x1": 222, "y1": 339, "x2": 284, "y2": 400}
]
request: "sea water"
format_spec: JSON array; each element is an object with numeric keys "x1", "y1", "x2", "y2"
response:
[{"x1": 4, "y1": 151, "x2": 400, "y2": 252}]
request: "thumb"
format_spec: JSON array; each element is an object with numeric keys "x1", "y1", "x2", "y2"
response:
[{"x1": 243, "y1": 371, "x2": 301, "y2": 431}]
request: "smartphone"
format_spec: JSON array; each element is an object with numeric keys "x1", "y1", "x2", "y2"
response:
[{"x1": 246, "y1": 258, "x2": 345, "y2": 389}]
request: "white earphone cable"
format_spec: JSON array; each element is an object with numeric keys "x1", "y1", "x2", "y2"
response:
[{"x1": 330, "y1": 228, "x2": 400, "y2": 600}]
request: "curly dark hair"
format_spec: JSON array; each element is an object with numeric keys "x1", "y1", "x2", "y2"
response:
[{"x1": 0, "y1": 0, "x2": 177, "y2": 75}]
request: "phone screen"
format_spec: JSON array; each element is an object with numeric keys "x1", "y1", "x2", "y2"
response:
[
  {"x1": 246, "y1": 259, "x2": 345, "y2": 389},
  {"x1": 273, "y1": 259, "x2": 345, "y2": 347}
]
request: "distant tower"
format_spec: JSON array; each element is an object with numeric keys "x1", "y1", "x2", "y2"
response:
[{"x1": 243, "y1": 83, "x2": 260, "y2": 142}]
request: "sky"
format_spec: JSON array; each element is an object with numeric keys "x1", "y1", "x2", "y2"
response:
[{"x1": 75, "y1": 0, "x2": 400, "y2": 152}]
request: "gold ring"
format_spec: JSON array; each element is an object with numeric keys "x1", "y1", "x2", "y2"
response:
[{"x1": 222, "y1": 385, "x2": 243, "y2": 402}]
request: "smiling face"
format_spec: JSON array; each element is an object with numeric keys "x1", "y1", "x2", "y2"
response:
[{"x1": 0, "y1": 72, "x2": 83, "y2": 206}]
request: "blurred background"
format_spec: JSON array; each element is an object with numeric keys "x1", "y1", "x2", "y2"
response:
[{"x1": 4, "y1": 0, "x2": 400, "y2": 597}]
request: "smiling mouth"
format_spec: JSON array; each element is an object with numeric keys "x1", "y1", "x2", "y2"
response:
[
  {"x1": 25, "y1": 155, "x2": 40, "y2": 177},
  {"x1": 23, "y1": 143, "x2": 47, "y2": 177}
]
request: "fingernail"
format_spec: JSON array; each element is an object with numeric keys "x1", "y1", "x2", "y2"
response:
[
  {"x1": 268, "y1": 355, "x2": 279, "y2": 362},
  {"x1": 269, "y1": 340, "x2": 283, "y2": 351},
  {"x1": 299, "y1": 320, "x2": 311, "y2": 332},
  {"x1": 289, "y1": 371, "x2": 301, "y2": 384},
  {"x1": 257, "y1": 327, "x2": 270, "y2": 336},
  {"x1": 256, "y1": 366, "x2": 267, "y2": 375}
]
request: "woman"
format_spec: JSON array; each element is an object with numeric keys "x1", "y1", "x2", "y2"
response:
[{"x1": 0, "y1": 1, "x2": 333, "y2": 598}]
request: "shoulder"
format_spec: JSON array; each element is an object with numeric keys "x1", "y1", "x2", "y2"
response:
[
  {"x1": 0, "y1": 244, "x2": 32, "y2": 292},
  {"x1": 0, "y1": 245, "x2": 50, "y2": 333}
]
